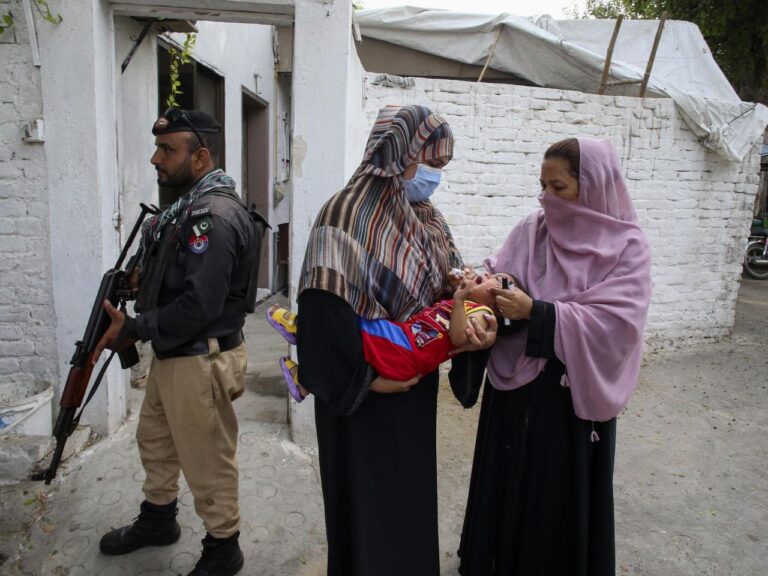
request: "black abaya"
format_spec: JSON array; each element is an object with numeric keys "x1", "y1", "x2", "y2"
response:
[
  {"x1": 298, "y1": 289, "x2": 440, "y2": 576},
  {"x1": 452, "y1": 301, "x2": 618, "y2": 576}
]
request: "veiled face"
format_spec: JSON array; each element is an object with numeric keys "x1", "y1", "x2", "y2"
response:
[
  {"x1": 540, "y1": 157, "x2": 579, "y2": 202},
  {"x1": 402, "y1": 159, "x2": 445, "y2": 180}
]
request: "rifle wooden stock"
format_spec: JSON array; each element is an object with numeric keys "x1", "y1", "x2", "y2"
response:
[{"x1": 60, "y1": 363, "x2": 95, "y2": 408}]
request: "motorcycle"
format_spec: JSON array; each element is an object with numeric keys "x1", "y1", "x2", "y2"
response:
[{"x1": 744, "y1": 220, "x2": 768, "y2": 279}]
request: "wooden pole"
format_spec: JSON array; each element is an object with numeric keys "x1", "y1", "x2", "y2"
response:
[
  {"x1": 478, "y1": 25, "x2": 504, "y2": 83},
  {"x1": 639, "y1": 11, "x2": 668, "y2": 98},
  {"x1": 598, "y1": 15, "x2": 623, "y2": 95}
]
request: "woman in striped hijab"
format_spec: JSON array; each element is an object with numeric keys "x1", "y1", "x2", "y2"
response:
[{"x1": 296, "y1": 105, "x2": 492, "y2": 575}]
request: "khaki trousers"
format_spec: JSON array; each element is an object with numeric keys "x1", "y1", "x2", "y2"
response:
[{"x1": 137, "y1": 339, "x2": 246, "y2": 538}]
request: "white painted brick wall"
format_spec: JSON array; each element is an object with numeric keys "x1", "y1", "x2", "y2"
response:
[
  {"x1": 0, "y1": 2, "x2": 58, "y2": 385},
  {"x1": 364, "y1": 75, "x2": 760, "y2": 350}
]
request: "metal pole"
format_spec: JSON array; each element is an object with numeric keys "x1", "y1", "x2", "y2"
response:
[
  {"x1": 477, "y1": 25, "x2": 504, "y2": 83},
  {"x1": 639, "y1": 12, "x2": 668, "y2": 98},
  {"x1": 598, "y1": 15, "x2": 623, "y2": 95},
  {"x1": 121, "y1": 21, "x2": 153, "y2": 75}
]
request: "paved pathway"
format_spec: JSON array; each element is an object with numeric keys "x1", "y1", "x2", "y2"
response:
[{"x1": 1, "y1": 280, "x2": 767, "y2": 575}]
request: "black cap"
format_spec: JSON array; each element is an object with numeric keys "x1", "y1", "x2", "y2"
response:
[{"x1": 152, "y1": 108, "x2": 221, "y2": 136}]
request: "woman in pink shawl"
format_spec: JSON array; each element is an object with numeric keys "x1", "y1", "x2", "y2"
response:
[{"x1": 453, "y1": 137, "x2": 652, "y2": 576}]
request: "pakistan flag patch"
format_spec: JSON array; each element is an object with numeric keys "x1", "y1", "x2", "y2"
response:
[{"x1": 192, "y1": 216, "x2": 214, "y2": 238}]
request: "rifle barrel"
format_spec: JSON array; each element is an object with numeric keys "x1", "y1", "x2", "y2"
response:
[
  {"x1": 115, "y1": 203, "x2": 155, "y2": 269},
  {"x1": 31, "y1": 406, "x2": 75, "y2": 484}
]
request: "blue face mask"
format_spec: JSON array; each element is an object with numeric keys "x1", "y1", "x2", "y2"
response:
[{"x1": 404, "y1": 164, "x2": 442, "y2": 203}]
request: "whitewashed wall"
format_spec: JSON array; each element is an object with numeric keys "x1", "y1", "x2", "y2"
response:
[
  {"x1": 0, "y1": 2, "x2": 58, "y2": 387},
  {"x1": 343, "y1": 42, "x2": 368, "y2": 179},
  {"x1": 32, "y1": 0, "x2": 129, "y2": 434},
  {"x1": 363, "y1": 76, "x2": 761, "y2": 350},
  {"x1": 116, "y1": 16, "x2": 159, "y2": 244},
  {"x1": 288, "y1": 0, "x2": 359, "y2": 449}
]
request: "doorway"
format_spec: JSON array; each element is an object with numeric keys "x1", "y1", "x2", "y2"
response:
[{"x1": 242, "y1": 89, "x2": 271, "y2": 290}]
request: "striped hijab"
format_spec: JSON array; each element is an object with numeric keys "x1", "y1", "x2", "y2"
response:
[{"x1": 298, "y1": 105, "x2": 462, "y2": 322}]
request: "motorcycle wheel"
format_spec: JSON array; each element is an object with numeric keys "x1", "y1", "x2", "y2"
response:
[{"x1": 744, "y1": 242, "x2": 768, "y2": 279}]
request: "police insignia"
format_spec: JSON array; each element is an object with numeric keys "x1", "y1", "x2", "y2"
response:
[
  {"x1": 192, "y1": 216, "x2": 213, "y2": 237},
  {"x1": 189, "y1": 234, "x2": 209, "y2": 254},
  {"x1": 154, "y1": 117, "x2": 169, "y2": 131}
]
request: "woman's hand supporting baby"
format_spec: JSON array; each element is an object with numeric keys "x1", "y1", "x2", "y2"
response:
[{"x1": 449, "y1": 313, "x2": 498, "y2": 355}]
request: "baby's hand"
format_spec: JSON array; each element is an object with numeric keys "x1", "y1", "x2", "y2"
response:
[
  {"x1": 454, "y1": 279, "x2": 472, "y2": 301},
  {"x1": 462, "y1": 267, "x2": 478, "y2": 281},
  {"x1": 446, "y1": 269, "x2": 463, "y2": 292}
]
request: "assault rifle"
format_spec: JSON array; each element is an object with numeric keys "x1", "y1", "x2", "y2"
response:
[{"x1": 33, "y1": 203, "x2": 158, "y2": 484}]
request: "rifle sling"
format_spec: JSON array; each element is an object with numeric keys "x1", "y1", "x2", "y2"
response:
[{"x1": 71, "y1": 350, "x2": 116, "y2": 433}]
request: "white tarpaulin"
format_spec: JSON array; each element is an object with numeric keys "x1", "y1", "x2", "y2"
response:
[{"x1": 356, "y1": 6, "x2": 768, "y2": 162}]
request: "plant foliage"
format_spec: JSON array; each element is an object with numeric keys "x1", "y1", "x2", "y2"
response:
[
  {"x1": 1, "y1": 0, "x2": 62, "y2": 34},
  {"x1": 166, "y1": 33, "x2": 196, "y2": 109}
]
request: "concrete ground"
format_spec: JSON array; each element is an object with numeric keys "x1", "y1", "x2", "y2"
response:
[{"x1": 0, "y1": 278, "x2": 766, "y2": 575}]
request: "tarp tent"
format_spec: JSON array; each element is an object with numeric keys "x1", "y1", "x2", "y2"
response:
[{"x1": 356, "y1": 6, "x2": 768, "y2": 162}]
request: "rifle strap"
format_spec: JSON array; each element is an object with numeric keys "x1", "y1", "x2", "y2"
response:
[{"x1": 71, "y1": 350, "x2": 116, "y2": 433}]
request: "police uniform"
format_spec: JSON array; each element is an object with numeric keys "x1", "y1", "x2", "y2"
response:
[
  {"x1": 101, "y1": 109, "x2": 265, "y2": 574},
  {"x1": 129, "y1": 188, "x2": 257, "y2": 538}
]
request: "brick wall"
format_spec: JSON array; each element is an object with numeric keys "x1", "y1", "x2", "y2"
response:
[
  {"x1": 364, "y1": 75, "x2": 761, "y2": 350},
  {"x1": 0, "y1": 3, "x2": 58, "y2": 385}
]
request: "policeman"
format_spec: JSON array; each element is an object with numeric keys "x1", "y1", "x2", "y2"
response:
[{"x1": 94, "y1": 108, "x2": 264, "y2": 576}]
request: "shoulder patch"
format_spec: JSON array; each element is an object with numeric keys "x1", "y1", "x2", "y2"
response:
[
  {"x1": 188, "y1": 234, "x2": 209, "y2": 254},
  {"x1": 191, "y1": 206, "x2": 211, "y2": 217},
  {"x1": 192, "y1": 216, "x2": 214, "y2": 237}
]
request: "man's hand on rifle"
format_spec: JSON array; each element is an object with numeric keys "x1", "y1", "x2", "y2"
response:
[{"x1": 93, "y1": 301, "x2": 137, "y2": 364}]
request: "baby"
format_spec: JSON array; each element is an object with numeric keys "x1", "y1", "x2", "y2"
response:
[{"x1": 268, "y1": 269, "x2": 515, "y2": 402}]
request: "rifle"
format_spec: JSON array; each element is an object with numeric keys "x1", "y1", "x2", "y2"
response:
[{"x1": 32, "y1": 203, "x2": 158, "y2": 484}]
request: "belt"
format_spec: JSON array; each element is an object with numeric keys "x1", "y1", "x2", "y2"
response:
[
  {"x1": 155, "y1": 330, "x2": 244, "y2": 360},
  {"x1": 214, "y1": 330, "x2": 244, "y2": 352}
]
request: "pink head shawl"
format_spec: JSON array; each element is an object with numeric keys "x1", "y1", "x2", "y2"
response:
[{"x1": 484, "y1": 137, "x2": 652, "y2": 422}]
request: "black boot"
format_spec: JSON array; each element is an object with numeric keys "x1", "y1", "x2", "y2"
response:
[
  {"x1": 99, "y1": 500, "x2": 181, "y2": 555},
  {"x1": 187, "y1": 531, "x2": 244, "y2": 576}
]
